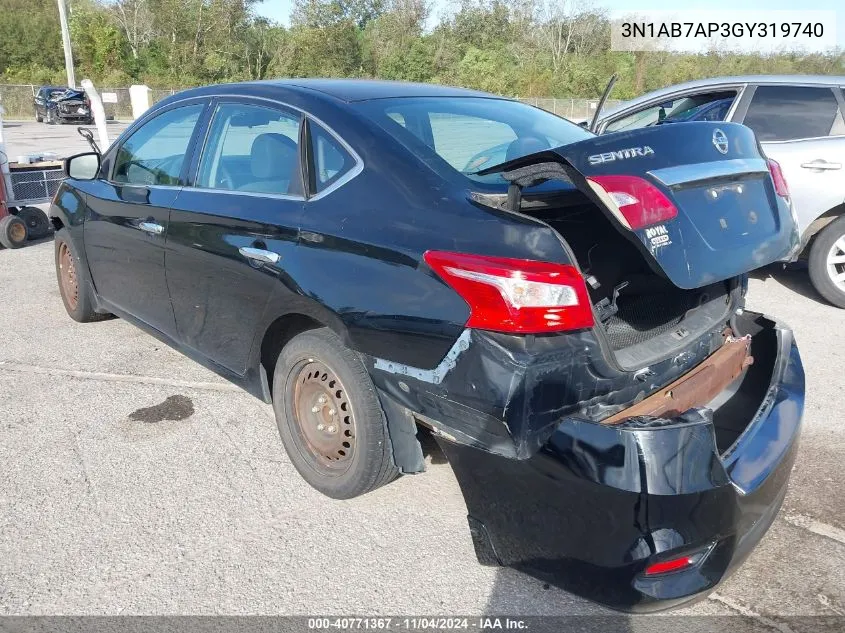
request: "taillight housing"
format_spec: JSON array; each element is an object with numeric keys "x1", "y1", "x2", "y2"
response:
[
  {"x1": 586, "y1": 174, "x2": 678, "y2": 230},
  {"x1": 423, "y1": 251, "x2": 594, "y2": 334},
  {"x1": 767, "y1": 158, "x2": 790, "y2": 198}
]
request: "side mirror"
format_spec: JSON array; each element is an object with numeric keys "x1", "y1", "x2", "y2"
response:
[{"x1": 65, "y1": 152, "x2": 101, "y2": 180}]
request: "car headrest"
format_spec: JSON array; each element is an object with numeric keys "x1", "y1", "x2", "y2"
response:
[
  {"x1": 250, "y1": 133, "x2": 297, "y2": 180},
  {"x1": 505, "y1": 136, "x2": 551, "y2": 162}
]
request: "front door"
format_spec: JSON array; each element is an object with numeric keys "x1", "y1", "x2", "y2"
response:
[
  {"x1": 82, "y1": 102, "x2": 206, "y2": 337},
  {"x1": 166, "y1": 99, "x2": 304, "y2": 374}
]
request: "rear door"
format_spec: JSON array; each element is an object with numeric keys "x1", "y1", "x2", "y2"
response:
[
  {"x1": 165, "y1": 98, "x2": 304, "y2": 375},
  {"x1": 735, "y1": 84, "x2": 845, "y2": 236},
  {"x1": 490, "y1": 122, "x2": 798, "y2": 289},
  {"x1": 83, "y1": 101, "x2": 206, "y2": 337}
]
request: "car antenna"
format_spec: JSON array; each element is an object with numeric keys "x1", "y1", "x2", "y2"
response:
[
  {"x1": 77, "y1": 126, "x2": 101, "y2": 155},
  {"x1": 589, "y1": 74, "x2": 618, "y2": 133}
]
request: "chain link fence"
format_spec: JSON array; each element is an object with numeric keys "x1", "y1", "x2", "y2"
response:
[
  {"x1": 1, "y1": 84, "x2": 618, "y2": 123},
  {"x1": 0, "y1": 84, "x2": 178, "y2": 121},
  {"x1": 518, "y1": 97, "x2": 623, "y2": 122}
]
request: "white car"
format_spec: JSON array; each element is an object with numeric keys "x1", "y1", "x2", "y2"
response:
[{"x1": 595, "y1": 75, "x2": 845, "y2": 307}]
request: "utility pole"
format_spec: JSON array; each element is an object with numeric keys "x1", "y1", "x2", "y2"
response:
[{"x1": 56, "y1": 0, "x2": 76, "y2": 88}]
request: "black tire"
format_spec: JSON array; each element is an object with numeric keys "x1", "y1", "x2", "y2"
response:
[
  {"x1": 54, "y1": 229, "x2": 111, "y2": 322},
  {"x1": 46, "y1": 108, "x2": 56, "y2": 125},
  {"x1": 0, "y1": 215, "x2": 28, "y2": 249},
  {"x1": 809, "y1": 215, "x2": 845, "y2": 309},
  {"x1": 35, "y1": 110, "x2": 43, "y2": 123},
  {"x1": 16, "y1": 207, "x2": 52, "y2": 240},
  {"x1": 272, "y1": 327, "x2": 399, "y2": 499}
]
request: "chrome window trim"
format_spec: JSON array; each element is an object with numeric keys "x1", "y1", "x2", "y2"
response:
[
  {"x1": 149, "y1": 92, "x2": 365, "y2": 202},
  {"x1": 186, "y1": 186, "x2": 304, "y2": 201},
  {"x1": 648, "y1": 158, "x2": 769, "y2": 187}
]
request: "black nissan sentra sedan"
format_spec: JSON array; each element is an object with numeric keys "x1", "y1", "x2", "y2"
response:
[{"x1": 51, "y1": 80, "x2": 804, "y2": 611}]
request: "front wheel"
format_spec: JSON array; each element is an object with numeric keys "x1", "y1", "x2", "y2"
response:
[
  {"x1": 54, "y1": 229, "x2": 111, "y2": 322},
  {"x1": 272, "y1": 327, "x2": 399, "y2": 499},
  {"x1": 46, "y1": 108, "x2": 56, "y2": 125},
  {"x1": 809, "y1": 215, "x2": 845, "y2": 308},
  {"x1": 35, "y1": 110, "x2": 43, "y2": 123}
]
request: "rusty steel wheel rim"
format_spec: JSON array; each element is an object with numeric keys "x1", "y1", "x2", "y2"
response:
[
  {"x1": 291, "y1": 359, "x2": 356, "y2": 472},
  {"x1": 58, "y1": 242, "x2": 79, "y2": 311},
  {"x1": 9, "y1": 221, "x2": 26, "y2": 244}
]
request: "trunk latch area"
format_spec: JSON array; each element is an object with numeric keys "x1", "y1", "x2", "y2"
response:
[{"x1": 603, "y1": 335, "x2": 753, "y2": 425}]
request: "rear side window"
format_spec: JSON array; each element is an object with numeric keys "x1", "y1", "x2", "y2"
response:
[
  {"x1": 112, "y1": 104, "x2": 203, "y2": 186},
  {"x1": 196, "y1": 102, "x2": 302, "y2": 196},
  {"x1": 605, "y1": 91, "x2": 736, "y2": 133},
  {"x1": 309, "y1": 122, "x2": 356, "y2": 194},
  {"x1": 743, "y1": 86, "x2": 841, "y2": 141}
]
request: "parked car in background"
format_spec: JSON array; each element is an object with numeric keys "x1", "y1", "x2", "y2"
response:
[
  {"x1": 595, "y1": 75, "x2": 845, "y2": 307},
  {"x1": 33, "y1": 86, "x2": 93, "y2": 125},
  {"x1": 52, "y1": 80, "x2": 803, "y2": 612}
]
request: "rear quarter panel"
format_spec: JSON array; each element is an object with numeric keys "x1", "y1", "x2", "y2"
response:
[{"x1": 761, "y1": 137, "x2": 845, "y2": 235}]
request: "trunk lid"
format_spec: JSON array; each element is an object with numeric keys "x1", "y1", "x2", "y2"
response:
[{"x1": 484, "y1": 122, "x2": 799, "y2": 289}]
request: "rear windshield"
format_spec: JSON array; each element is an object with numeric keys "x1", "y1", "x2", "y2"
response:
[{"x1": 355, "y1": 97, "x2": 593, "y2": 185}]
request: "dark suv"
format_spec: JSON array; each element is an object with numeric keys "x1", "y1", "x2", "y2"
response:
[
  {"x1": 34, "y1": 86, "x2": 93, "y2": 125},
  {"x1": 52, "y1": 80, "x2": 804, "y2": 612}
]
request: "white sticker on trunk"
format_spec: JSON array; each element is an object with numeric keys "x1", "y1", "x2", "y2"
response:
[{"x1": 645, "y1": 224, "x2": 672, "y2": 249}]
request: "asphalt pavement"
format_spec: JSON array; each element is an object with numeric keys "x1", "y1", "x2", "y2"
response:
[{"x1": 0, "y1": 123, "x2": 844, "y2": 628}]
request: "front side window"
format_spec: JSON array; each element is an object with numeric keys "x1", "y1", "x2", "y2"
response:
[
  {"x1": 197, "y1": 102, "x2": 302, "y2": 196},
  {"x1": 604, "y1": 91, "x2": 736, "y2": 133},
  {"x1": 309, "y1": 122, "x2": 356, "y2": 194},
  {"x1": 357, "y1": 97, "x2": 593, "y2": 185},
  {"x1": 112, "y1": 104, "x2": 203, "y2": 186},
  {"x1": 742, "y1": 85, "x2": 841, "y2": 141}
]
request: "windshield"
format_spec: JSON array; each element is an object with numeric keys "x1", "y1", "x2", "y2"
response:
[{"x1": 356, "y1": 97, "x2": 593, "y2": 185}]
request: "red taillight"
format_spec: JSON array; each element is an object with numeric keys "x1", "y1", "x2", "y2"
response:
[
  {"x1": 423, "y1": 251, "x2": 594, "y2": 334},
  {"x1": 644, "y1": 556, "x2": 695, "y2": 576},
  {"x1": 586, "y1": 175, "x2": 678, "y2": 230},
  {"x1": 767, "y1": 158, "x2": 789, "y2": 198},
  {"x1": 643, "y1": 545, "x2": 714, "y2": 576}
]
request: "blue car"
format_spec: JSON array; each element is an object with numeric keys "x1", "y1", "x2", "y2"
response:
[{"x1": 53, "y1": 80, "x2": 803, "y2": 612}]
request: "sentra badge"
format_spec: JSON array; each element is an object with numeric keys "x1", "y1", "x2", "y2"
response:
[{"x1": 588, "y1": 146, "x2": 654, "y2": 165}]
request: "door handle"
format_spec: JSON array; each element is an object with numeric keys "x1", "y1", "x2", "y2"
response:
[
  {"x1": 239, "y1": 246, "x2": 280, "y2": 264},
  {"x1": 800, "y1": 160, "x2": 842, "y2": 170},
  {"x1": 138, "y1": 221, "x2": 164, "y2": 235}
]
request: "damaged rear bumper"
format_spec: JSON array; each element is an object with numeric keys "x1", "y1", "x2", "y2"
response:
[{"x1": 374, "y1": 312, "x2": 804, "y2": 612}]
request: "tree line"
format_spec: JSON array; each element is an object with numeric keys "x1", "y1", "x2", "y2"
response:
[{"x1": 1, "y1": 0, "x2": 843, "y2": 99}]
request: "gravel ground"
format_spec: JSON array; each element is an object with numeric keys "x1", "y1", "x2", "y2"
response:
[{"x1": 0, "y1": 123, "x2": 844, "y2": 629}]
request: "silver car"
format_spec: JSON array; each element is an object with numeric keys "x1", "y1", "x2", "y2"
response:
[{"x1": 595, "y1": 75, "x2": 845, "y2": 307}]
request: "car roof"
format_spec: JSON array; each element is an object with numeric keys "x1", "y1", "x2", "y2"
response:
[
  {"x1": 601, "y1": 74, "x2": 845, "y2": 119},
  {"x1": 178, "y1": 79, "x2": 498, "y2": 103}
]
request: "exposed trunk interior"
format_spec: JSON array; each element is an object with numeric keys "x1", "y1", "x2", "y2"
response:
[{"x1": 519, "y1": 190, "x2": 735, "y2": 368}]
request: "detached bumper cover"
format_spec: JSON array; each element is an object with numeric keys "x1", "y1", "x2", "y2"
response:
[{"x1": 431, "y1": 314, "x2": 803, "y2": 612}]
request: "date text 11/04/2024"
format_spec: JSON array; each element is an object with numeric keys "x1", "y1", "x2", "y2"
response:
[{"x1": 307, "y1": 618, "x2": 528, "y2": 630}]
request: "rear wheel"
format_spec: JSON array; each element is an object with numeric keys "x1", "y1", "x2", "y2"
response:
[
  {"x1": 54, "y1": 229, "x2": 110, "y2": 322},
  {"x1": 809, "y1": 215, "x2": 845, "y2": 308},
  {"x1": 272, "y1": 327, "x2": 398, "y2": 499},
  {"x1": 16, "y1": 207, "x2": 52, "y2": 240},
  {"x1": 0, "y1": 215, "x2": 28, "y2": 249}
]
